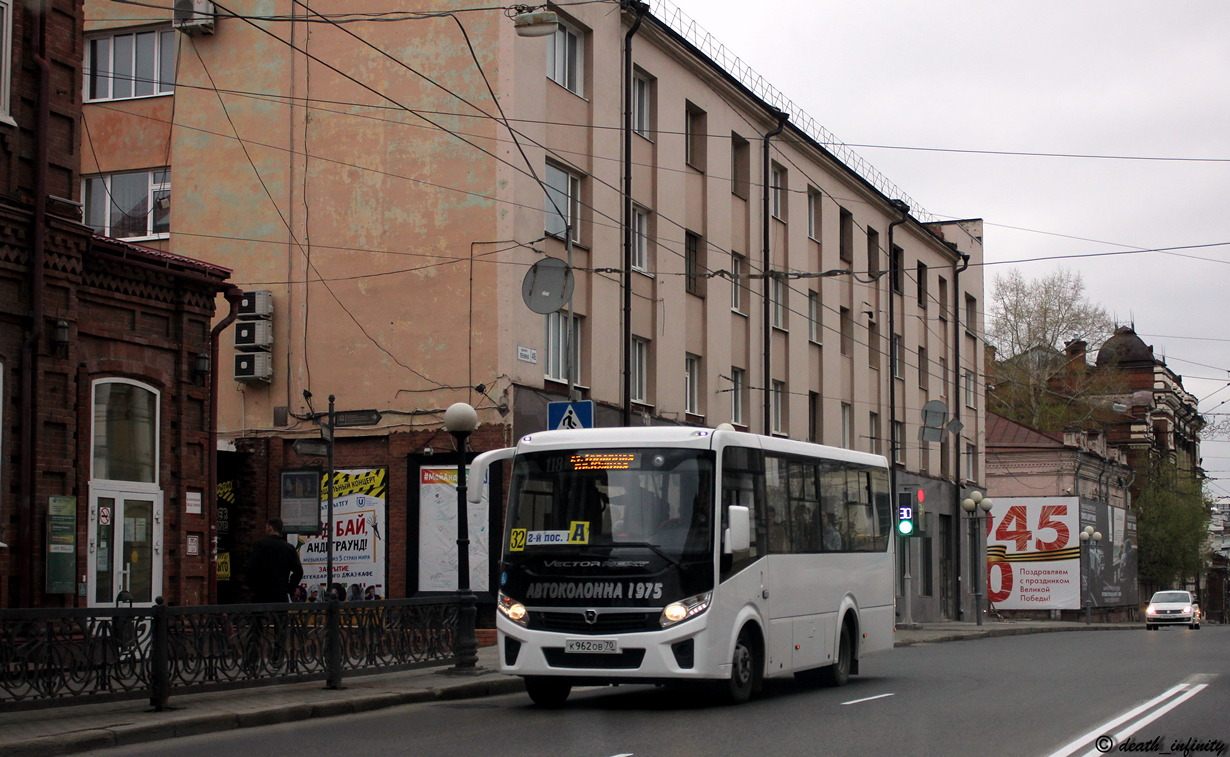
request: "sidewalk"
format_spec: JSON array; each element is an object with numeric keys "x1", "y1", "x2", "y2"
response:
[{"x1": 0, "y1": 620, "x2": 1133, "y2": 757}]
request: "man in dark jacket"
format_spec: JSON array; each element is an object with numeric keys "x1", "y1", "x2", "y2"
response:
[{"x1": 246, "y1": 518, "x2": 304, "y2": 602}]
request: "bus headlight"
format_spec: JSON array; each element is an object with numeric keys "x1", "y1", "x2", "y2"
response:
[
  {"x1": 660, "y1": 592, "x2": 711, "y2": 628},
  {"x1": 497, "y1": 592, "x2": 529, "y2": 627}
]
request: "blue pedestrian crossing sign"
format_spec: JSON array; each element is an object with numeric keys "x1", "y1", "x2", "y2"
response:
[{"x1": 548, "y1": 400, "x2": 594, "y2": 430}]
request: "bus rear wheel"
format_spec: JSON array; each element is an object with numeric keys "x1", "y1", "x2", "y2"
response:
[
  {"x1": 524, "y1": 676, "x2": 572, "y2": 708},
  {"x1": 819, "y1": 622, "x2": 852, "y2": 687}
]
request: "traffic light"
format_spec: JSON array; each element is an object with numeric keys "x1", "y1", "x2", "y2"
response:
[{"x1": 897, "y1": 487, "x2": 924, "y2": 537}]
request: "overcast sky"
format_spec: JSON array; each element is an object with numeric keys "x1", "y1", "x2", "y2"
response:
[{"x1": 665, "y1": 0, "x2": 1230, "y2": 499}]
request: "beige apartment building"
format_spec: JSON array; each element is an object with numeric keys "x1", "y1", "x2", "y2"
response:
[{"x1": 80, "y1": 1, "x2": 985, "y2": 620}]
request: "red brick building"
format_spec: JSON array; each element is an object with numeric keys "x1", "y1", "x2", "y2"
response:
[{"x1": 0, "y1": 0, "x2": 233, "y2": 608}]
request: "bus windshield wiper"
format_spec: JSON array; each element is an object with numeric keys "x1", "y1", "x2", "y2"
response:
[{"x1": 610, "y1": 541, "x2": 681, "y2": 567}]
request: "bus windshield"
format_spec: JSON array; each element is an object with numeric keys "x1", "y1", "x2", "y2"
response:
[{"x1": 505, "y1": 447, "x2": 715, "y2": 561}]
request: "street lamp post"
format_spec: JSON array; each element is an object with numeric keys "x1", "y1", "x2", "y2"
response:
[
  {"x1": 1080, "y1": 525, "x2": 1102, "y2": 624},
  {"x1": 444, "y1": 402, "x2": 480, "y2": 672},
  {"x1": 961, "y1": 490, "x2": 994, "y2": 626}
]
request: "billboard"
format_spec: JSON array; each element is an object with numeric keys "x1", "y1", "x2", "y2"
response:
[
  {"x1": 985, "y1": 496, "x2": 1138, "y2": 610},
  {"x1": 292, "y1": 468, "x2": 387, "y2": 601},
  {"x1": 985, "y1": 497, "x2": 1081, "y2": 610},
  {"x1": 417, "y1": 466, "x2": 490, "y2": 593}
]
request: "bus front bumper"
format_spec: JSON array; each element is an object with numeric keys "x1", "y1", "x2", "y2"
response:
[{"x1": 496, "y1": 615, "x2": 725, "y2": 683}]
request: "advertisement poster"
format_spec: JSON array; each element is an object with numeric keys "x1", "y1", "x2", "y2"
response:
[
  {"x1": 1078, "y1": 498, "x2": 1138, "y2": 608},
  {"x1": 985, "y1": 497, "x2": 1081, "y2": 610},
  {"x1": 418, "y1": 466, "x2": 489, "y2": 593},
  {"x1": 293, "y1": 468, "x2": 387, "y2": 601}
]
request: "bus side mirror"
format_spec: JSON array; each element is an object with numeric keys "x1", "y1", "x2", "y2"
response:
[
  {"x1": 466, "y1": 447, "x2": 515, "y2": 504},
  {"x1": 725, "y1": 505, "x2": 750, "y2": 554}
]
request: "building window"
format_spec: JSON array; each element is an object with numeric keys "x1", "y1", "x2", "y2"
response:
[
  {"x1": 731, "y1": 367, "x2": 745, "y2": 425},
  {"x1": 631, "y1": 205, "x2": 650, "y2": 272},
  {"x1": 808, "y1": 291, "x2": 820, "y2": 343},
  {"x1": 839, "y1": 207, "x2": 853, "y2": 263},
  {"x1": 840, "y1": 403, "x2": 853, "y2": 449},
  {"x1": 840, "y1": 307, "x2": 853, "y2": 356},
  {"x1": 892, "y1": 333, "x2": 903, "y2": 379},
  {"x1": 891, "y1": 245, "x2": 904, "y2": 294},
  {"x1": 867, "y1": 227, "x2": 880, "y2": 279},
  {"x1": 548, "y1": 20, "x2": 583, "y2": 95},
  {"x1": 544, "y1": 311, "x2": 581, "y2": 385},
  {"x1": 93, "y1": 380, "x2": 160, "y2": 484},
  {"x1": 631, "y1": 337, "x2": 649, "y2": 403},
  {"x1": 731, "y1": 133, "x2": 750, "y2": 198},
  {"x1": 770, "y1": 163, "x2": 785, "y2": 220},
  {"x1": 919, "y1": 346, "x2": 929, "y2": 391},
  {"x1": 893, "y1": 421, "x2": 905, "y2": 464},
  {"x1": 868, "y1": 321, "x2": 880, "y2": 371},
  {"x1": 917, "y1": 261, "x2": 929, "y2": 308},
  {"x1": 544, "y1": 163, "x2": 580, "y2": 241},
  {"x1": 685, "y1": 231, "x2": 705, "y2": 296},
  {"x1": 939, "y1": 356, "x2": 948, "y2": 400},
  {"x1": 869, "y1": 412, "x2": 881, "y2": 455},
  {"x1": 685, "y1": 102, "x2": 706, "y2": 170},
  {"x1": 771, "y1": 275, "x2": 787, "y2": 330},
  {"x1": 965, "y1": 442, "x2": 978, "y2": 482},
  {"x1": 685, "y1": 354, "x2": 701, "y2": 416},
  {"x1": 808, "y1": 391, "x2": 820, "y2": 443},
  {"x1": 86, "y1": 28, "x2": 176, "y2": 102},
  {"x1": 632, "y1": 72, "x2": 651, "y2": 137},
  {"x1": 938, "y1": 276, "x2": 949, "y2": 322},
  {"x1": 0, "y1": 0, "x2": 12, "y2": 122},
  {"x1": 84, "y1": 169, "x2": 170, "y2": 240},
  {"x1": 771, "y1": 380, "x2": 785, "y2": 434},
  {"x1": 965, "y1": 293, "x2": 978, "y2": 334},
  {"x1": 965, "y1": 368, "x2": 977, "y2": 408},
  {"x1": 807, "y1": 188, "x2": 821, "y2": 240},
  {"x1": 731, "y1": 253, "x2": 746, "y2": 313}
]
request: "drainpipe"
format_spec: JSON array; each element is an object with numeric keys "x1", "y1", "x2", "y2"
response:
[
  {"x1": 761, "y1": 108, "x2": 788, "y2": 434},
  {"x1": 620, "y1": 1, "x2": 648, "y2": 426},
  {"x1": 952, "y1": 248, "x2": 970, "y2": 619},
  {"x1": 886, "y1": 200, "x2": 909, "y2": 501},
  {"x1": 18, "y1": 9, "x2": 53, "y2": 607},
  {"x1": 207, "y1": 287, "x2": 245, "y2": 603}
]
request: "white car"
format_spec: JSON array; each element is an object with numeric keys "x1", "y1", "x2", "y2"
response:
[{"x1": 1145, "y1": 590, "x2": 1201, "y2": 630}]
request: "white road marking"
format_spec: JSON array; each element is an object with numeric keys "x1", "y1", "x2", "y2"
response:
[
  {"x1": 1077, "y1": 684, "x2": 1207, "y2": 757},
  {"x1": 1046, "y1": 678, "x2": 1211, "y2": 757},
  {"x1": 841, "y1": 693, "x2": 895, "y2": 705}
]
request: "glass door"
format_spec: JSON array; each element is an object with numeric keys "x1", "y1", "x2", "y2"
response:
[{"x1": 89, "y1": 489, "x2": 162, "y2": 606}]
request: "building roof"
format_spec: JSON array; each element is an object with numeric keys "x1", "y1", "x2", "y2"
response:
[
  {"x1": 1095, "y1": 326, "x2": 1155, "y2": 367},
  {"x1": 986, "y1": 413, "x2": 1064, "y2": 450},
  {"x1": 93, "y1": 233, "x2": 233, "y2": 280}
]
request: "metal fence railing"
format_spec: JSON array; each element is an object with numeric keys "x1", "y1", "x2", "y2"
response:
[{"x1": 0, "y1": 597, "x2": 459, "y2": 711}]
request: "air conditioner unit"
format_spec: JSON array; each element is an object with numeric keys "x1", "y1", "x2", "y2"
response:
[
  {"x1": 174, "y1": 0, "x2": 216, "y2": 36},
  {"x1": 237, "y1": 289, "x2": 273, "y2": 319},
  {"x1": 234, "y1": 352, "x2": 272, "y2": 382},
  {"x1": 234, "y1": 320, "x2": 273, "y2": 351}
]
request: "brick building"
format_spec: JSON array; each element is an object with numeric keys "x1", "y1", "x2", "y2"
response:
[{"x1": 0, "y1": 0, "x2": 232, "y2": 607}]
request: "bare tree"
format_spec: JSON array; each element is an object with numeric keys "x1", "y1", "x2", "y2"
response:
[
  {"x1": 987, "y1": 268, "x2": 1120, "y2": 431},
  {"x1": 987, "y1": 268, "x2": 1115, "y2": 358}
]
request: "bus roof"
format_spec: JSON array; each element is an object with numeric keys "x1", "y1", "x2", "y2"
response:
[{"x1": 514, "y1": 426, "x2": 888, "y2": 469}]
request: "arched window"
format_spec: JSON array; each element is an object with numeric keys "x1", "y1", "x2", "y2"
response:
[{"x1": 92, "y1": 379, "x2": 159, "y2": 484}]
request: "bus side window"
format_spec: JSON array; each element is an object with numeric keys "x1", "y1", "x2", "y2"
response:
[{"x1": 721, "y1": 446, "x2": 763, "y2": 577}]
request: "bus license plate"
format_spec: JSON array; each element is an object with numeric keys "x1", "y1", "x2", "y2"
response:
[{"x1": 565, "y1": 638, "x2": 619, "y2": 654}]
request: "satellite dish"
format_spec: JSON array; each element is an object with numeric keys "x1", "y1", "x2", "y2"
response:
[{"x1": 521, "y1": 257, "x2": 574, "y2": 314}]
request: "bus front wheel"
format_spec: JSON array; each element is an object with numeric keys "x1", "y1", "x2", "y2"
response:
[
  {"x1": 524, "y1": 676, "x2": 572, "y2": 708},
  {"x1": 722, "y1": 630, "x2": 759, "y2": 704}
]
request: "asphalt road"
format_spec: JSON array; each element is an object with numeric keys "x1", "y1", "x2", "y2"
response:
[{"x1": 82, "y1": 626, "x2": 1228, "y2": 757}]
